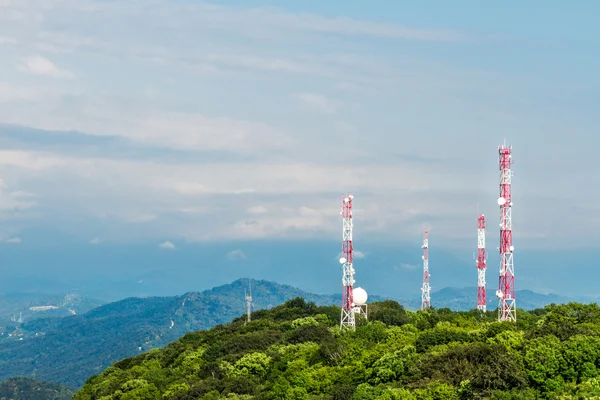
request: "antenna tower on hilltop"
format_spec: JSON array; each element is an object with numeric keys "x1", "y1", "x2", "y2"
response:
[
  {"x1": 477, "y1": 214, "x2": 487, "y2": 312},
  {"x1": 421, "y1": 230, "x2": 430, "y2": 309},
  {"x1": 339, "y1": 193, "x2": 356, "y2": 329},
  {"x1": 245, "y1": 280, "x2": 252, "y2": 323},
  {"x1": 497, "y1": 143, "x2": 516, "y2": 322}
]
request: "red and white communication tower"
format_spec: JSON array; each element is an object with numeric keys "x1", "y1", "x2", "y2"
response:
[
  {"x1": 339, "y1": 194, "x2": 356, "y2": 329},
  {"x1": 476, "y1": 214, "x2": 487, "y2": 312},
  {"x1": 421, "y1": 230, "x2": 430, "y2": 309},
  {"x1": 496, "y1": 144, "x2": 516, "y2": 322}
]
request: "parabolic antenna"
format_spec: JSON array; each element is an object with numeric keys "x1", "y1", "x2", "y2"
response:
[
  {"x1": 353, "y1": 287, "x2": 368, "y2": 305},
  {"x1": 509, "y1": 245, "x2": 514, "y2": 252},
  {"x1": 496, "y1": 290, "x2": 503, "y2": 298},
  {"x1": 497, "y1": 197, "x2": 506, "y2": 206},
  {"x1": 339, "y1": 257, "x2": 347, "y2": 264}
]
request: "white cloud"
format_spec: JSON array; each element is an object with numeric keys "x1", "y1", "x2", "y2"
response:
[
  {"x1": 0, "y1": 98, "x2": 291, "y2": 152},
  {"x1": 0, "y1": 83, "x2": 42, "y2": 103},
  {"x1": 226, "y1": 249, "x2": 247, "y2": 261},
  {"x1": 6, "y1": 237, "x2": 21, "y2": 243},
  {"x1": 295, "y1": 92, "x2": 337, "y2": 114},
  {"x1": 159, "y1": 240, "x2": 175, "y2": 249},
  {"x1": 247, "y1": 205, "x2": 268, "y2": 214},
  {"x1": 124, "y1": 214, "x2": 156, "y2": 223},
  {"x1": 17, "y1": 56, "x2": 75, "y2": 79},
  {"x1": 0, "y1": 0, "x2": 594, "y2": 251},
  {"x1": 0, "y1": 179, "x2": 37, "y2": 213},
  {"x1": 174, "y1": 183, "x2": 255, "y2": 196},
  {"x1": 89, "y1": 237, "x2": 101, "y2": 244},
  {"x1": 206, "y1": 54, "x2": 302, "y2": 73},
  {"x1": 336, "y1": 250, "x2": 366, "y2": 261},
  {"x1": 400, "y1": 263, "x2": 418, "y2": 270},
  {"x1": 354, "y1": 250, "x2": 366, "y2": 259},
  {"x1": 0, "y1": 36, "x2": 16, "y2": 45}
]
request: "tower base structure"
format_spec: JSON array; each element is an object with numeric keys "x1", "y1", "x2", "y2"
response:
[
  {"x1": 340, "y1": 304, "x2": 367, "y2": 330},
  {"x1": 340, "y1": 308, "x2": 355, "y2": 330},
  {"x1": 354, "y1": 304, "x2": 367, "y2": 319}
]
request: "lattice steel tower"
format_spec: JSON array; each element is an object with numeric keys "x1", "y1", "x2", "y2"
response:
[
  {"x1": 421, "y1": 230, "x2": 430, "y2": 309},
  {"x1": 497, "y1": 144, "x2": 516, "y2": 322},
  {"x1": 339, "y1": 194, "x2": 356, "y2": 329},
  {"x1": 477, "y1": 214, "x2": 487, "y2": 312},
  {"x1": 245, "y1": 280, "x2": 252, "y2": 323}
]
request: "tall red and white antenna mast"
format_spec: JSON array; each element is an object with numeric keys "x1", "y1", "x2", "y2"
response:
[
  {"x1": 476, "y1": 214, "x2": 486, "y2": 312},
  {"x1": 339, "y1": 194, "x2": 356, "y2": 329},
  {"x1": 421, "y1": 230, "x2": 430, "y2": 309},
  {"x1": 497, "y1": 143, "x2": 516, "y2": 322}
]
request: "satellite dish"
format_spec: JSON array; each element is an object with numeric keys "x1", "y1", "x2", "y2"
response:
[
  {"x1": 353, "y1": 287, "x2": 368, "y2": 305},
  {"x1": 497, "y1": 197, "x2": 506, "y2": 206},
  {"x1": 496, "y1": 290, "x2": 503, "y2": 298},
  {"x1": 339, "y1": 257, "x2": 346, "y2": 264},
  {"x1": 509, "y1": 245, "x2": 514, "y2": 251}
]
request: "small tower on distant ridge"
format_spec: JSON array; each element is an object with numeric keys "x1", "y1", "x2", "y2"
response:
[
  {"x1": 421, "y1": 230, "x2": 430, "y2": 309},
  {"x1": 245, "y1": 280, "x2": 252, "y2": 323},
  {"x1": 477, "y1": 214, "x2": 487, "y2": 312}
]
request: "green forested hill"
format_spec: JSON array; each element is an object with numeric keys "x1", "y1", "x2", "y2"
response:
[
  {"x1": 75, "y1": 299, "x2": 600, "y2": 399},
  {"x1": 0, "y1": 279, "x2": 384, "y2": 388},
  {"x1": 0, "y1": 377, "x2": 74, "y2": 400}
]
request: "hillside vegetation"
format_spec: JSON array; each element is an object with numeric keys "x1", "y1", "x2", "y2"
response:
[
  {"x1": 0, "y1": 279, "x2": 381, "y2": 387},
  {"x1": 75, "y1": 299, "x2": 600, "y2": 399}
]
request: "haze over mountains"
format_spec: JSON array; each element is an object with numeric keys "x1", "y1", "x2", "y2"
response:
[
  {"x1": 1, "y1": 239, "x2": 597, "y2": 302},
  {"x1": 0, "y1": 278, "x2": 587, "y2": 388}
]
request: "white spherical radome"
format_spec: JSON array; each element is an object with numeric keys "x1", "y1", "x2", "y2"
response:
[{"x1": 353, "y1": 287, "x2": 368, "y2": 305}]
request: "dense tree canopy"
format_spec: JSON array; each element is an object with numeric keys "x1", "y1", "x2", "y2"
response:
[{"x1": 75, "y1": 299, "x2": 600, "y2": 399}]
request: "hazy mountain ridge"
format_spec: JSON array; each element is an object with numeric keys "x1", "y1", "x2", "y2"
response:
[
  {"x1": 403, "y1": 287, "x2": 576, "y2": 311},
  {"x1": 0, "y1": 292, "x2": 103, "y2": 320},
  {"x1": 0, "y1": 377, "x2": 74, "y2": 400}
]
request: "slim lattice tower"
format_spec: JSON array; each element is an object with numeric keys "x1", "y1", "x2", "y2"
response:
[
  {"x1": 421, "y1": 230, "x2": 430, "y2": 309},
  {"x1": 339, "y1": 194, "x2": 356, "y2": 329},
  {"x1": 477, "y1": 214, "x2": 487, "y2": 312},
  {"x1": 497, "y1": 144, "x2": 516, "y2": 322},
  {"x1": 245, "y1": 281, "x2": 252, "y2": 323}
]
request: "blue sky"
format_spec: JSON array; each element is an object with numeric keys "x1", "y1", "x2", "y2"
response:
[{"x1": 0, "y1": 1, "x2": 598, "y2": 298}]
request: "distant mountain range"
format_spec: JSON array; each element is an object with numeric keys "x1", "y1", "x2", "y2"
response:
[
  {"x1": 401, "y1": 287, "x2": 575, "y2": 311},
  {"x1": 0, "y1": 293, "x2": 103, "y2": 326},
  {"x1": 0, "y1": 279, "x2": 590, "y2": 388},
  {"x1": 0, "y1": 377, "x2": 74, "y2": 400}
]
